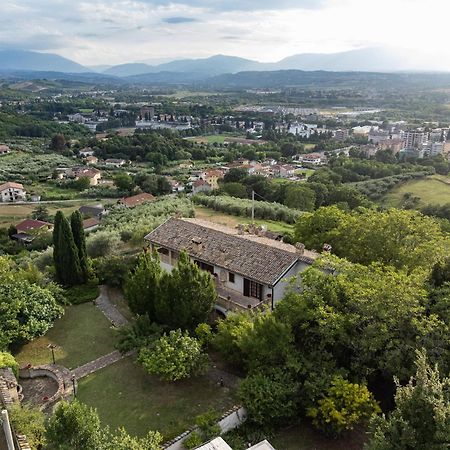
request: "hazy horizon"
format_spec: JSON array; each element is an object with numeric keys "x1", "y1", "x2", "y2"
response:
[{"x1": 1, "y1": 0, "x2": 450, "y2": 69}]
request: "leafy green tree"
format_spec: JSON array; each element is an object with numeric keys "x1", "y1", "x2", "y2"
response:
[
  {"x1": 284, "y1": 185, "x2": 316, "y2": 211},
  {"x1": 155, "y1": 251, "x2": 217, "y2": 330},
  {"x1": 46, "y1": 401, "x2": 105, "y2": 450},
  {"x1": 124, "y1": 250, "x2": 162, "y2": 317},
  {"x1": 195, "y1": 323, "x2": 213, "y2": 347},
  {"x1": 31, "y1": 205, "x2": 51, "y2": 222},
  {"x1": 106, "y1": 428, "x2": 162, "y2": 450},
  {"x1": 86, "y1": 230, "x2": 120, "y2": 258},
  {"x1": 114, "y1": 173, "x2": 135, "y2": 192},
  {"x1": 238, "y1": 368, "x2": 300, "y2": 426},
  {"x1": 213, "y1": 312, "x2": 254, "y2": 369},
  {"x1": 307, "y1": 376, "x2": 380, "y2": 436},
  {"x1": 50, "y1": 133, "x2": 66, "y2": 151},
  {"x1": 71, "y1": 210, "x2": 89, "y2": 282},
  {"x1": 53, "y1": 211, "x2": 83, "y2": 286},
  {"x1": 366, "y1": 350, "x2": 450, "y2": 450},
  {"x1": 275, "y1": 256, "x2": 450, "y2": 381},
  {"x1": 295, "y1": 207, "x2": 449, "y2": 272},
  {"x1": 9, "y1": 404, "x2": 46, "y2": 450},
  {"x1": 0, "y1": 260, "x2": 63, "y2": 348},
  {"x1": 139, "y1": 329, "x2": 209, "y2": 381},
  {"x1": 221, "y1": 182, "x2": 247, "y2": 198}
]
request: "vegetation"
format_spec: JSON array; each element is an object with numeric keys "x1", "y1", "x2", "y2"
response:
[
  {"x1": 8, "y1": 404, "x2": 46, "y2": 450},
  {"x1": 366, "y1": 351, "x2": 450, "y2": 450},
  {"x1": 0, "y1": 351, "x2": 19, "y2": 377},
  {"x1": 139, "y1": 329, "x2": 209, "y2": 381},
  {"x1": 307, "y1": 376, "x2": 380, "y2": 436}
]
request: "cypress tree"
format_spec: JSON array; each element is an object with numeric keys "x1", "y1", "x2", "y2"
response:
[
  {"x1": 53, "y1": 211, "x2": 83, "y2": 286},
  {"x1": 71, "y1": 211, "x2": 89, "y2": 283}
]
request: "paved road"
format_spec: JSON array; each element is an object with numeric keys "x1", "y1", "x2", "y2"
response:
[
  {"x1": 72, "y1": 351, "x2": 134, "y2": 380},
  {"x1": 94, "y1": 285, "x2": 129, "y2": 327}
]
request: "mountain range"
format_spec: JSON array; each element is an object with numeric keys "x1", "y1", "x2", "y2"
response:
[{"x1": 0, "y1": 47, "x2": 444, "y2": 78}]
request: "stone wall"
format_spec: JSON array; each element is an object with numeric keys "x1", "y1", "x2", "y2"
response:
[{"x1": 163, "y1": 406, "x2": 247, "y2": 450}]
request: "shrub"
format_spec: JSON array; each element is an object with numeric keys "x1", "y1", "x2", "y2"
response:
[
  {"x1": 86, "y1": 230, "x2": 120, "y2": 258},
  {"x1": 139, "y1": 329, "x2": 209, "y2": 381},
  {"x1": 64, "y1": 281, "x2": 100, "y2": 305},
  {"x1": 183, "y1": 431, "x2": 203, "y2": 449},
  {"x1": 9, "y1": 404, "x2": 46, "y2": 450},
  {"x1": 195, "y1": 409, "x2": 221, "y2": 440},
  {"x1": 0, "y1": 352, "x2": 19, "y2": 377},
  {"x1": 307, "y1": 376, "x2": 380, "y2": 436},
  {"x1": 195, "y1": 323, "x2": 213, "y2": 347},
  {"x1": 93, "y1": 254, "x2": 137, "y2": 288}
]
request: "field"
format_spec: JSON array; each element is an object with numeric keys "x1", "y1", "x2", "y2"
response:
[
  {"x1": 184, "y1": 134, "x2": 245, "y2": 144},
  {"x1": 77, "y1": 357, "x2": 236, "y2": 439},
  {"x1": 0, "y1": 199, "x2": 103, "y2": 227},
  {"x1": 381, "y1": 175, "x2": 450, "y2": 208},
  {"x1": 14, "y1": 303, "x2": 119, "y2": 370},
  {"x1": 195, "y1": 205, "x2": 294, "y2": 234}
]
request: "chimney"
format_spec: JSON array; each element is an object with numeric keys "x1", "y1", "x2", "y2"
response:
[
  {"x1": 191, "y1": 237, "x2": 202, "y2": 252},
  {"x1": 295, "y1": 242, "x2": 305, "y2": 255}
]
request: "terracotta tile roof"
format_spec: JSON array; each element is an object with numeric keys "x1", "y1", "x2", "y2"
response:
[
  {"x1": 16, "y1": 219, "x2": 52, "y2": 233},
  {"x1": 119, "y1": 192, "x2": 156, "y2": 208},
  {"x1": 0, "y1": 182, "x2": 24, "y2": 191},
  {"x1": 82, "y1": 217, "x2": 100, "y2": 229},
  {"x1": 144, "y1": 218, "x2": 317, "y2": 286}
]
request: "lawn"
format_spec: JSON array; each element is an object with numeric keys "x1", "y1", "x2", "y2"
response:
[
  {"x1": 381, "y1": 175, "x2": 450, "y2": 208},
  {"x1": 77, "y1": 357, "x2": 237, "y2": 439},
  {"x1": 14, "y1": 303, "x2": 119, "y2": 370},
  {"x1": 184, "y1": 134, "x2": 244, "y2": 144},
  {"x1": 195, "y1": 205, "x2": 294, "y2": 234},
  {"x1": 271, "y1": 423, "x2": 367, "y2": 450},
  {"x1": 0, "y1": 200, "x2": 103, "y2": 227}
]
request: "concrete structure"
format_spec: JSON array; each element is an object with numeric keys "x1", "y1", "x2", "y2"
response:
[
  {"x1": 0, "y1": 182, "x2": 26, "y2": 202},
  {"x1": 404, "y1": 130, "x2": 427, "y2": 150},
  {"x1": 192, "y1": 179, "x2": 212, "y2": 194},
  {"x1": 334, "y1": 129, "x2": 349, "y2": 141},
  {"x1": 145, "y1": 218, "x2": 318, "y2": 311},
  {"x1": 72, "y1": 168, "x2": 102, "y2": 186}
]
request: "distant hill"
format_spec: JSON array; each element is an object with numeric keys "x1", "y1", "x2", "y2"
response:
[
  {"x1": 0, "y1": 49, "x2": 89, "y2": 73},
  {"x1": 106, "y1": 55, "x2": 261, "y2": 77}
]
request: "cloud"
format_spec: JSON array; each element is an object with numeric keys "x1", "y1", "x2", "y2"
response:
[{"x1": 163, "y1": 16, "x2": 198, "y2": 23}]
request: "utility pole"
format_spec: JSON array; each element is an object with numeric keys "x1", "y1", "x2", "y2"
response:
[{"x1": 251, "y1": 190, "x2": 255, "y2": 223}]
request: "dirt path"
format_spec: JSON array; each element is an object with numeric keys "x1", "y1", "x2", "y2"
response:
[{"x1": 94, "y1": 285, "x2": 129, "y2": 327}]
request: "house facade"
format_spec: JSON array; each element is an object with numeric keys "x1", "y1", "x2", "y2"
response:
[
  {"x1": 144, "y1": 218, "x2": 318, "y2": 313},
  {"x1": 0, "y1": 182, "x2": 26, "y2": 202}
]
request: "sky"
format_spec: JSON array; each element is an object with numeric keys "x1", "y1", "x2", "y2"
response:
[{"x1": 1, "y1": 0, "x2": 450, "y2": 67}]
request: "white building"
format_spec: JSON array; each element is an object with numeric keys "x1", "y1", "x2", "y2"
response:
[
  {"x1": 144, "y1": 218, "x2": 318, "y2": 313},
  {"x1": 0, "y1": 182, "x2": 26, "y2": 202},
  {"x1": 404, "y1": 130, "x2": 427, "y2": 150}
]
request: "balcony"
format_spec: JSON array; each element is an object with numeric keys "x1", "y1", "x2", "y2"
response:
[{"x1": 215, "y1": 281, "x2": 270, "y2": 313}]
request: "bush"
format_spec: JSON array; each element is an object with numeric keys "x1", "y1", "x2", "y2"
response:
[
  {"x1": 86, "y1": 230, "x2": 120, "y2": 258},
  {"x1": 9, "y1": 404, "x2": 46, "y2": 450},
  {"x1": 139, "y1": 329, "x2": 209, "y2": 381},
  {"x1": 0, "y1": 352, "x2": 19, "y2": 377},
  {"x1": 195, "y1": 409, "x2": 221, "y2": 440},
  {"x1": 64, "y1": 281, "x2": 100, "y2": 305},
  {"x1": 117, "y1": 317, "x2": 163, "y2": 353},
  {"x1": 195, "y1": 323, "x2": 213, "y2": 347},
  {"x1": 307, "y1": 376, "x2": 380, "y2": 436},
  {"x1": 183, "y1": 431, "x2": 203, "y2": 449},
  {"x1": 93, "y1": 254, "x2": 137, "y2": 288},
  {"x1": 238, "y1": 368, "x2": 300, "y2": 426}
]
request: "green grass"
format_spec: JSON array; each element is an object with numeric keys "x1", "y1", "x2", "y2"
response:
[
  {"x1": 184, "y1": 134, "x2": 245, "y2": 144},
  {"x1": 381, "y1": 175, "x2": 450, "y2": 208},
  {"x1": 77, "y1": 357, "x2": 236, "y2": 439},
  {"x1": 195, "y1": 205, "x2": 293, "y2": 234},
  {"x1": 14, "y1": 303, "x2": 119, "y2": 370},
  {"x1": 0, "y1": 200, "x2": 106, "y2": 228}
]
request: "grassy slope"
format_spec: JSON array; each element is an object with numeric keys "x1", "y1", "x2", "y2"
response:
[
  {"x1": 14, "y1": 303, "x2": 119, "y2": 370},
  {"x1": 0, "y1": 200, "x2": 103, "y2": 227},
  {"x1": 77, "y1": 357, "x2": 236, "y2": 439},
  {"x1": 381, "y1": 175, "x2": 450, "y2": 208},
  {"x1": 194, "y1": 205, "x2": 293, "y2": 234}
]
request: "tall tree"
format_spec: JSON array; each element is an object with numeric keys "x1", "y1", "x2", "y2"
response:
[
  {"x1": 70, "y1": 210, "x2": 89, "y2": 282},
  {"x1": 53, "y1": 211, "x2": 83, "y2": 286},
  {"x1": 124, "y1": 250, "x2": 162, "y2": 318},
  {"x1": 155, "y1": 251, "x2": 217, "y2": 330},
  {"x1": 366, "y1": 350, "x2": 450, "y2": 450}
]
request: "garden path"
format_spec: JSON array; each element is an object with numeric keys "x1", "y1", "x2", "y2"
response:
[{"x1": 94, "y1": 285, "x2": 129, "y2": 327}]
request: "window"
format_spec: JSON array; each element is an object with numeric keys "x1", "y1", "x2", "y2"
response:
[
  {"x1": 195, "y1": 260, "x2": 214, "y2": 274},
  {"x1": 243, "y1": 278, "x2": 263, "y2": 300},
  {"x1": 228, "y1": 272, "x2": 235, "y2": 283}
]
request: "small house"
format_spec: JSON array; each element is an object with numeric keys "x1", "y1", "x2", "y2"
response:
[
  {"x1": 118, "y1": 192, "x2": 156, "y2": 208},
  {"x1": 0, "y1": 182, "x2": 26, "y2": 202}
]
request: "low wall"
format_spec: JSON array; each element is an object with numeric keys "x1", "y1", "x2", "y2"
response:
[
  {"x1": 19, "y1": 364, "x2": 74, "y2": 410},
  {"x1": 163, "y1": 406, "x2": 247, "y2": 450}
]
